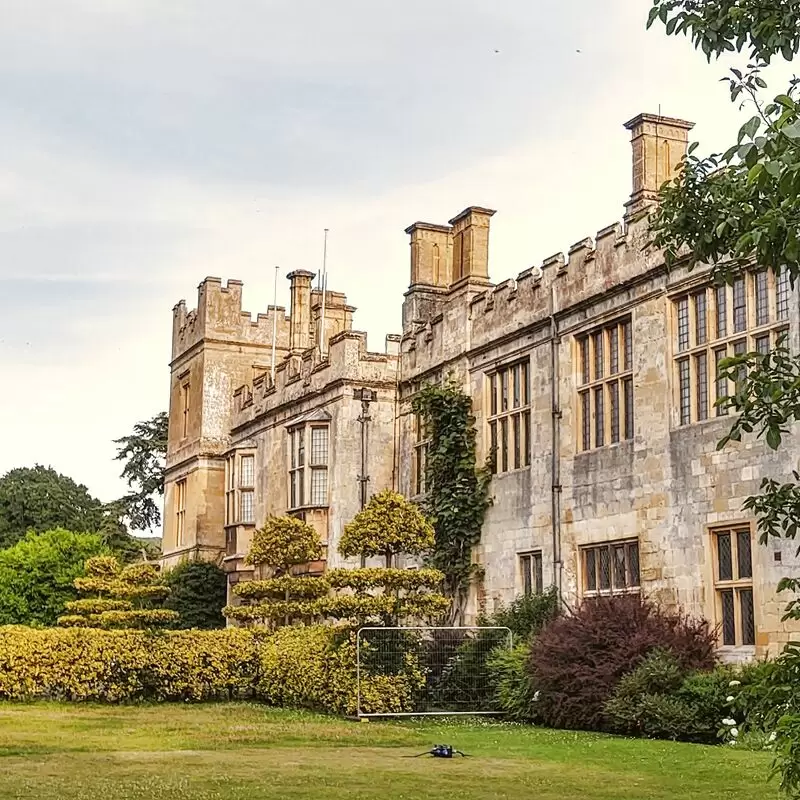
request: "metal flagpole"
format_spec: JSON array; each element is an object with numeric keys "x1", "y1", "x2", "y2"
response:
[
  {"x1": 270, "y1": 265, "x2": 279, "y2": 383},
  {"x1": 319, "y1": 228, "x2": 329, "y2": 355}
]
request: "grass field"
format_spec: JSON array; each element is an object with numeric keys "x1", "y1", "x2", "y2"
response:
[{"x1": 0, "y1": 703, "x2": 779, "y2": 799}]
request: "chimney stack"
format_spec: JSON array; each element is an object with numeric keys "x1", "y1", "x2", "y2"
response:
[
  {"x1": 623, "y1": 113, "x2": 694, "y2": 221},
  {"x1": 448, "y1": 206, "x2": 495, "y2": 284},
  {"x1": 287, "y1": 270, "x2": 315, "y2": 353}
]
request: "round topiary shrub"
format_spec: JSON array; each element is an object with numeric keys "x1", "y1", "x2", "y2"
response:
[{"x1": 528, "y1": 594, "x2": 716, "y2": 731}]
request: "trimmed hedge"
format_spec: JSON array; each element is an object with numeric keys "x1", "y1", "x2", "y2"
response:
[{"x1": 0, "y1": 625, "x2": 420, "y2": 714}]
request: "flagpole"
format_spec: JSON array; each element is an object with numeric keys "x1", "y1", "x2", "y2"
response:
[
  {"x1": 270, "y1": 265, "x2": 279, "y2": 383},
  {"x1": 319, "y1": 228, "x2": 329, "y2": 355}
]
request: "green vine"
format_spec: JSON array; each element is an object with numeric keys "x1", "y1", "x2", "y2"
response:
[{"x1": 412, "y1": 378, "x2": 491, "y2": 624}]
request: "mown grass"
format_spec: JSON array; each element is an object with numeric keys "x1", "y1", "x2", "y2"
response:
[{"x1": 0, "y1": 703, "x2": 779, "y2": 799}]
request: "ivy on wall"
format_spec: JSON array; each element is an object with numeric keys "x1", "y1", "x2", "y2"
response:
[{"x1": 412, "y1": 378, "x2": 491, "y2": 624}]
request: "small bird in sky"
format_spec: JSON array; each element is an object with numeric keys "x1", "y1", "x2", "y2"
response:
[{"x1": 576, "y1": 49, "x2": 582, "y2": 53}]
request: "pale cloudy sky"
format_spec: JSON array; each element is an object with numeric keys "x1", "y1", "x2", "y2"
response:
[{"x1": 0, "y1": 1, "x2": 785, "y2": 519}]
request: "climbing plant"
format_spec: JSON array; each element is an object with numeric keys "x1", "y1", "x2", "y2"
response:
[{"x1": 412, "y1": 378, "x2": 491, "y2": 624}]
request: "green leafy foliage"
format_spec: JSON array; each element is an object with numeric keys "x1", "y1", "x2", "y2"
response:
[
  {"x1": 163, "y1": 560, "x2": 228, "y2": 629},
  {"x1": 479, "y1": 588, "x2": 561, "y2": 642},
  {"x1": 246, "y1": 516, "x2": 322, "y2": 573},
  {"x1": 0, "y1": 529, "x2": 107, "y2": 626},
  {"x1": 326, "y1": 567, "x2": 444, "y2": 592},
  {"x1": 113, "y1": 411, "x2": 168, "y2": 532},
  {"x1": 59, "y1": 555, "x2": 178, "y2": 629},
  {"x1": 339, "y1": 490, "x2": 434, "y2": 565},
  {"x1": 487, "y1": 644, "x2": 537, "y2": 721},
  {"x1": 412, "y1": 379, "x2": 491, "y2": 623}
]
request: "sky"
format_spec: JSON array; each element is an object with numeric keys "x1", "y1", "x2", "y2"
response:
[{"x1": 0, "y1": 0, "x2": 789, "y2": 520}]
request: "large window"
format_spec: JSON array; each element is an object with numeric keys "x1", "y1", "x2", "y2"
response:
[
  {"x1": 582, "y1": 539, "x2": 640, "y2": 597},
  {"x1": 713, "y1": 526, "x2": 755, "y2": 647},
  {"x1": 289, "y1": 424, "x2": 329, "y2": 509},
  {"x1": 488, "y1": 360, "x2": 531, "y2": 474},
  {"x1": 673, "y1": 269, "x2": 790, "y2": 426},
  {"x1": 225, "y1": 452, "x2": 256, "y2": 525},
  {"x1": 175, "y1": 479, "x2": 186, "y2": 547},
  {"x1": 519, "y1": 551, "x2": 543, "y2": 596},
  {"x1": 577, "y1": 319, "x2": 633, "y2": 450}
]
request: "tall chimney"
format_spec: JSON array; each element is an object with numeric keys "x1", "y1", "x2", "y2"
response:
[
  {"x1": 448, "y1": 206, "x2": 496, "y2": 284},
  {"x1": 287, "y1": 270, "x2": 315, "y2": 353},
  {"x1": 624, "y1": 113, "x2": 694, "y2": 221},
  {"x1": 405, "y1": 221, "x2": 453, "y2": 289}
]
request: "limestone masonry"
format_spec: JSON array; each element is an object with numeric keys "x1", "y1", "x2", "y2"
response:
[{"x1": 162, "y1": 112, "x2": 800, "y2": 659}]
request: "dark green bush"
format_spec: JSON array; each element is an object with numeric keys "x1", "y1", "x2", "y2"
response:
[
  {"x1": 479, "y1": 587, "x2": 560, "y2": 642},
  {"x1": 164, "y1": 560, "x2": 227, "y2": 629},
  {"x1": 487, "y1": 644, "x2": 536, "y2": 720}
]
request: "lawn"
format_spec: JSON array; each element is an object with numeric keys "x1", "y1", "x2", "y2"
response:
[{"x1": 0, "y1": 703, "x2": 779, "y2": 799}]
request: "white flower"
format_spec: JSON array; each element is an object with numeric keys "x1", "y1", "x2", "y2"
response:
[
  {"x1": 731, "y1": 728, "x2": 739, "y2": 737},
  {"x1": 533, "y1": 691, "x2": 540, "y2": 702},
  {"x1": 726, "y1": 695, "x2": 735, "y2": 703},
  {"x1": 769, "y1": 732, "x2": 777, "y2": 742},
  {"x1": 729, "y1": 680, "x2": 741, "y2": 687},
  {"x1": 722, "y1": 718, "x2": 736, "y2": 726},
  {"x1": 728, "y1": 740, "x2": 738, "y2": 747}
]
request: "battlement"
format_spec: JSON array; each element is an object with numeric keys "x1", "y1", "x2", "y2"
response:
[
  {"x1": 232, "y1": 329, "x2": 400, "y2": 430},
  {"x1": 401, "y1": 111, "x2": 695, "y2": 373},
  {"x1": 172, "y1": 277, "x2": 293, "y2": 361}
]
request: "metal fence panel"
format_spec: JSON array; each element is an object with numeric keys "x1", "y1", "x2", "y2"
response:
[{"x1": 356, "y1": 626, "x2": 513, "y2": 717}]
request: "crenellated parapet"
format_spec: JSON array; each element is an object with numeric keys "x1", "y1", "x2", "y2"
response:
[{"x1": 232, "y1": 329, "x2": 400, "y2": 430}]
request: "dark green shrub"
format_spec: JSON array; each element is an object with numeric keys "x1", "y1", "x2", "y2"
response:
[
  {"x1": 529, "y1": 594, "x2": 715, "y2": 731},
  {"x1": 480, "y1": 587, "x2": 560, "y2": 642},
  {"x1": 487, "y1": 644, "x2": 536, "y2": 720},
  {"x1": 164, "y1": 560, "x2": 227, "y2": 629}
]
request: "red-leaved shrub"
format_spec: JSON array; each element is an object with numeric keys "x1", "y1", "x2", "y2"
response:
[{"x1": 528, "y1": 594, "x2": 716, "y2": 731}]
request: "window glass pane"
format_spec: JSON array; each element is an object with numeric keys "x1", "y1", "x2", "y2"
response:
[
  {"x1": 513, "y1": 365, "x2": 521, "y2": 409},
  {"x1": 721, "y1": 589, "x2": 736, "y2": 645},
  {"x1": 715, "y1": 285, "x2": 728, "y2": 338},
  {"x1": 290, "y1": 431, "x2": 297, "y2": 469},
  {"x1": 623, "y1": 322, "x2": 633, "y2": 371},
  {"x1": 740, "y1": 589, "x2": 755, "y2": 646},
  {"x1": 310, "y1": 468, "x2": 328, "y2": 505},
  {"x1": 755, "y1": 335, "x2": 770, "y2": 355},
  {"x1": 490, "y1": 374, "x2": 498, "y2": 416},
  {"x1": 239, "y1": 490, "x2": 254, "y2": 523},
  {"x1": 609, "y1": 381, "x2": 620, "y2": 443},
  {"x1": 500, "y1": 417, "x2": 508, "y2": 472},
  {"x1": 678, "y1": 358, "x2": 691, "y2": 425},
  {"x1": 521, "y1": 555, "x2": 532, "y2": 596},
  {"x1": 755, "y1": 271, "x2": 769, "y2": 326},
  {"x1": 594, "y1": 386, "x2": 604, "y2": 447},
  {"x1": 581, "y1": 392, "x2": 591, "y2": 451},
  {"x1": 512, "y1": 414, "x2": 521, "y2": 469},
  {"x1": 733, "y1": 340, "x2": 747, "y2": 393},
  {"x1": 534, "y1": 553, "x2": 543, "y2": 595},
  {"x1": 695, "y1": 353, "x2": 708, "y2": 421},
  {"x1": 501, "y1": 370, "x2": 509, "y2": 412},
  {"x1": 593, "y1": 332, "x2": 604, "y2": 379},
  {"x1": 717, "y1": 533, "x2": 733, "y2": 581},
  {"x1": 694, "y1": 292, "x2": 707, "y2": 345},
  {"x1": 523, "y1": 412, "x2": 531, "y2": 467},
  {"x1": 311, "y1": 427, "x2": 328, "y2": 465},
  {"x1": 240, "y1": 455, "x2": 255, "y2": 487},
  {"x1": 598, "y1": 547, "x2": 611, "y2": 590},
  {"x1": 613, "y1": 545, "x2": 626, "y2": 588},
  {"x1": 627, "y1": 543, "x2": 640, "y2": 587},
  {"x1": 715, "y1": 348, "x2": 729, "y2": 416},
  {"x1": 489, "y1": 421, "x2": 497, "y2": 475},
  {"x1": 733, "y1": 277, "x2": 747, "y2": 332},
  {"x1": 609, "y1": 327, "x2": 619, "y2": 375},
  {"x1": 777, "y1": 266, "x2": 790, "y2": 321},
  {"x1": 298, "y1": 431, "x2": 305, "y2": 467},
  {"x1": 580, "y1": 338, "x2": 590, "y2": 385},
  {"x1": 522, "y1": 361, "x2": 530, "y2": 405},
  {"x1": 624, "y1": 378, "x2": 634, "y2": 440},
  {"x1": 585, "y1": 549, "x2": 597, "y2": 592},
  {"x1": 737, "y1": 530, "x2": 753, "y2": 579},
  {"x1": 677, "y1": 297, "x2": 690, "y2": 351}
]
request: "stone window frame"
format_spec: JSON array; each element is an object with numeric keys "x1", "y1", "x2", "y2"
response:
[
  {"x1": 486, "y1": 358, "x2": 531, "y2": 475},
  {"x1": 175, "y1": 478, "x2": 186, "y2": 547},
  {"x1": 709, "y1": 522, "x2": 756, "y2": 648},
  {"x1": 576, "y1": 318, "x2": 634, "y2": 452},
  {"x1": 224, "y1": 449, "x2": 257, "y2": 526},
  {"x1": 580, "y1": 538, "x2": 641, "y2": 598},
  {"x1": 519, "y1": 550, "x2": 544, "y2": 596},
  {"x1": 288, "y1": 422, "x2": 330, "y2": 511},
  {"x1": 671, "y1": 268, "x2": 790, "y2": 428}
]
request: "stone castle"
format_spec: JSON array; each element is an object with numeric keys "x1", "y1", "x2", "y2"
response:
[{"x1": 162, "y1": 112, "x2": 800, "y2": 659}]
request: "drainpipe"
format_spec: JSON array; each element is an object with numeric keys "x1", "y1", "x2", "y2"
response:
[
  {"x1": 354, "y1": 388, "x2": 375, "y2": 568},
  {"x1": 550, "y1": 287, "x2": 563, "y2": 599}
]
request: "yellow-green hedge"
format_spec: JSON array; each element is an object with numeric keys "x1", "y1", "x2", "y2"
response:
[{"x1": 0, "y1": 625, "x2": 420, "y2": 714}]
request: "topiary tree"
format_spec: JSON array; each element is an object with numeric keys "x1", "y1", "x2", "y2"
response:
[
  {"x1": 339, "y1": 489, "x2": 434, "y2": 567},
  {"x1": 528, "y1": 594, "x2": 716, "y2": 731},
  {"x1": 58, "y1": 555, "x2": 178, "y2": 629},
  {"x1": 164, "y1": 560, "x2": 228, "y2": 629},
  {"x1": 245, "y1": 515, "x2": 323, "y2": 575}
]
